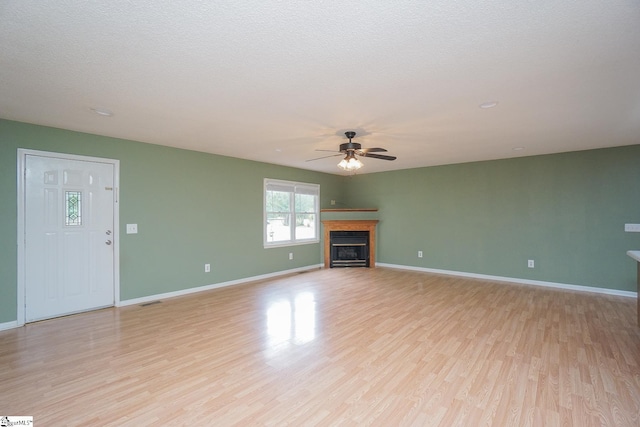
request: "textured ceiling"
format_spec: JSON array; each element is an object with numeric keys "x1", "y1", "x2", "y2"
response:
[{"x1": 1, "y1": 1, "x2": 639, "y2": 175}]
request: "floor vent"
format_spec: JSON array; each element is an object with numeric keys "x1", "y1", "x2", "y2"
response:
[{"x1": 140, "y1": 300, "x2": 162, "y2": 307}]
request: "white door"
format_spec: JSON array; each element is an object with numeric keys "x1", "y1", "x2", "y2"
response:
[{"x1": 24, "y1": 154, "x2": 115, "y2": 322}]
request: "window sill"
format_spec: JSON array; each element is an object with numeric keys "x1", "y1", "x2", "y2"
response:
[{"x1": 264, "y1": 239, "x2": 320, "y2": 249}]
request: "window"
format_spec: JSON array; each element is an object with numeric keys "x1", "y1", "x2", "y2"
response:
[{"x1": 264, "y1": 178, "x2": 319, "y2": 247}]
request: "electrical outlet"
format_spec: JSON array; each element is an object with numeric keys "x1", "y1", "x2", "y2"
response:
[
  {"x1": 126, "y1": 223, "x2": 138, "y2": 234},
  {"x1": 528, "y1": 259, "x2": 535, "y2": 268},
  {"x1": 204, "y1": 263, "x2": 211, "y2": 272},
  {"x1": 625, "y1": 223, "x2": 640, "y2": 232},
  {"x1": 289, "y1": 253, "x2": 293, "y2": 260},
  {"x1": 418, "y1": 250, "x2": 423, "y2": 258}
]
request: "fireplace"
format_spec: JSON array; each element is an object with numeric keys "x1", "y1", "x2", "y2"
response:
[
  {"x1": 330, "y1": 231, "x2": 369, "y2": 267},
  {"x1": 321, "y1": 219, "x2": 378, "y2": 268}
]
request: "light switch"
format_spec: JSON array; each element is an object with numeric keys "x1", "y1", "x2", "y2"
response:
[{"x1": 126, "y1": 224, "x2": 138, "y2": 234}]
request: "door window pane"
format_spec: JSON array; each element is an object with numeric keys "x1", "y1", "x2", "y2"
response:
[{"x1": 65, "y1": 191, "x2": 82, "y2": 226}]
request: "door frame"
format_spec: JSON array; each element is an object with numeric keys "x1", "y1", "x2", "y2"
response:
[{"x1": 16, "y1": 149, "x2": 120, "y2": 326}]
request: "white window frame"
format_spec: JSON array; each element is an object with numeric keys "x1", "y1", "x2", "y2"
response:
[{"x1": 264, "y1": 178, "x2": 320, "y2": 248}]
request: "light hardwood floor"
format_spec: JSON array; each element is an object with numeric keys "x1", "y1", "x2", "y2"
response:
[{"x1": 1, "y1": 268, "x2": 639, "y2": 426}]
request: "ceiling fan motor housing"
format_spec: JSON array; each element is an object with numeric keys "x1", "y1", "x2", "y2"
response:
[{"x1": 340, "y1": 142, "x2": 361, "y2": 152}]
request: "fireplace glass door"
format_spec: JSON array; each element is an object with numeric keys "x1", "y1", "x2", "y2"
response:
[{"x1": 330, "y1": 231, "x2": 369, "y2": 267}]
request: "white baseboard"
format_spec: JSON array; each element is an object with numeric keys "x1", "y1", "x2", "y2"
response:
[
  {"x1": 377, "y1": 263, "x2": 637, "y2": 298},
  {"x1": 0, "y1": 321, "x2": 19, "y2": 331},
  {"x1": 118, "y1": 264, "x2": 323, "y2": 307},
  {"x1": 3, "y1": 262, "x2": 631, "y2": 331}
]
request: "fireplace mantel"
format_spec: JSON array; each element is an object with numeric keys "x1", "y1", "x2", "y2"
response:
[{"x1": 322, "y1": 220, "x2": 378, "y2": 268}]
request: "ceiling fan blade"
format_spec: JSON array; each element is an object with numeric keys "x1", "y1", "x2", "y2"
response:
[
  {"x1": 315, "y1": 149, "x2": 342, "y2": 153},
  {"x1": 361, "y1": 153, "x2": 397, "y2": 161},
  {"x1": 359, "y1": 147, "x2": 387, "y2": 154},
  {"x1": 306, "y1": 153, "x2": 344, "y2": 162}
]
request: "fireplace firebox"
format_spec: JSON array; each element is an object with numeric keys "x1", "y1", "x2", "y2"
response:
[{"x1": 330, "y1": 231, "x2": 369, "y2": 267}]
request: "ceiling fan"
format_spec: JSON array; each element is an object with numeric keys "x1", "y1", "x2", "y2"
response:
[{"x1": 307, "y1": 131, "x2": 396, "y2": 171}]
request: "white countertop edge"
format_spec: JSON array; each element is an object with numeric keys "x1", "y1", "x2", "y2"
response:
[{"x1": 627, "y1": 250, "x2": 640, "y2": 262}]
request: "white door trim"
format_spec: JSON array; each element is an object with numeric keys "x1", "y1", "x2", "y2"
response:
[{"x1": 17, "y1": 149, "x2": 120, "y2": 326}]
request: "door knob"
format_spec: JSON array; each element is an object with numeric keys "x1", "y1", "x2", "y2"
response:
[{"x1": 106, "y1": 240, "x2": 112, "y2": 245}]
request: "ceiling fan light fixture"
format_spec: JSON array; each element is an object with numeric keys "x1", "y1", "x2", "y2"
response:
[
  {"x1": 338, "y1": 152, "x2": 363, "y2": 171},
  {"x1": 305, "y1": 130, "x2": 393, "y2": 171}
]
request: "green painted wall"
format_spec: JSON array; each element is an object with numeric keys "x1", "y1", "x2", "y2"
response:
[
  {"x1": 344, "y1": 146, "x2": 640, "y2": 291},
  {"x1": 0, "y1": 119, "x2": 345, "y2": 323},
  {"x1": 2, "y1": 118, "x2": 638, "y2": 325}
]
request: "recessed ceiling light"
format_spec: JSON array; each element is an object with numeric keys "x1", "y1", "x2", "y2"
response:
[
  {"x1": 275, "y1": 148, "x2": 282, "y2": 152},
  {"x1": 479, "y1": 101, "x2": 498, "y2": 109},
  {"x1": 90, "y1": 107, "x2": 114, "y2": 117},
  {"x1": 512, "y1": 147, "x2": 524, "y2": 151}
]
